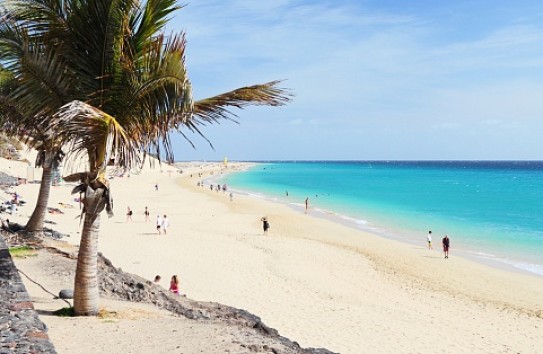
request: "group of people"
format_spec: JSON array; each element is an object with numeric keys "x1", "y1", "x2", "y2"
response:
[
  {"x1": 427, "y1": 231, "x2": 450, "y2": 258},
  {"x1": 125, "y1": 206, "x2": 169, "y2": 235},
  {"x1": 125, "y1": 206, "x2": 151, "y2": 222},
  {"x1": 208, "y1": 183, "x2": 228, "y2": 193},
  {"x1": 154, "y1": 274, "x2": 180, "y2": 295},
  {"x1": 0, "y1": 192, "x2": 23, "y2": 215},
  {"x1": 156, "y1": 213, "x2": 169, "y2": 235}
]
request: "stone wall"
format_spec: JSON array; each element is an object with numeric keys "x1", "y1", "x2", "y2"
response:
[{"x1": 0, "y1": 237, "x2": 57, "y2": 353}]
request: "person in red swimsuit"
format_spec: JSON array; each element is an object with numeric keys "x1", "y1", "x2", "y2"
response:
[{"x1": 169, "y1": 275, "x2": 179, "y2": 295}]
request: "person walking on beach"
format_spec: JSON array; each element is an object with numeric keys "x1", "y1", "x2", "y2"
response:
[
  {"x1": 126, "y1": 206, "x2": 133, "y2": 222},
  {"x1": 427, "y1": 231, "x2": 433, "y2": 250},
  {"x1": 305, "y1": 197, "x2": 309, "y2": 214},
  {"x1": 144, "y1": 206, "x2": 150, "y2": 222},
  {"x1": 156, "y1": 214, "x2": 162, "y2": 235},
  {"x1": 442, "y1": 235, "x2": 450, "y2": 258},
  {"x1": 261, "y1": 217, "x2": 270, "y2": 235},
  {"x1": 169, "y1": 275, "x2": 179, "y2": 295},
  {"x1": 162, "y1": 215, "x2": 169, "y2": 235}
]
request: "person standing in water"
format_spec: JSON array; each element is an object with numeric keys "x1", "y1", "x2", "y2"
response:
[
  {"x1": 305, "y1": 197, "x2": 309, "y2": 214},
  {"x1": 427, "y1": 231, "x2": 433, "y2": 250}
]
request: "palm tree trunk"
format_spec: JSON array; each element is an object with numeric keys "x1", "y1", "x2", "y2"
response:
[
  {"x1": 25, "y1": 166, "x2": 53, "y2": 233},
  {"x1": 73, "y1": 186, "x2": 105, "y2": 316}
]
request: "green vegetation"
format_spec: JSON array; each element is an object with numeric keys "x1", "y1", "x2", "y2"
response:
[
  {"x1": 8, "y1": 246, "x2": 37, "y2": 258},
  {"x1": 53, "y1": 307, "x2": 75, "y2": 317}
]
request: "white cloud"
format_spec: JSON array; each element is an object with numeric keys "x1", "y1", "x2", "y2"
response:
[{"x1": 168, "y1": 1, "x2": 543, "y2": 160}]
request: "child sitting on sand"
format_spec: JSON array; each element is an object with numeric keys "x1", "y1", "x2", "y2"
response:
[{"x1": 169, "y1": 275, "x2": 179, "y2": 295}]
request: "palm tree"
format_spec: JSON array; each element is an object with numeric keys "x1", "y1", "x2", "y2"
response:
[
  {"x1": 1, "y1": 0, "x2": 291, "y2": 316},
  {"x1": 0, "y1": 15, "x2": 70, "y2": 234},
  {"x1": 0, "y1": 94, "x2": 66, "y2": 235}
]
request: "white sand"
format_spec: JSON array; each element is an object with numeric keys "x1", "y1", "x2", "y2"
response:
[{"x1": 5, "y1": 157, "x2": 543, "y2": 354}]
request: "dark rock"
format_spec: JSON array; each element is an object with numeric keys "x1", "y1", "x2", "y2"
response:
[
  {"x1": 25, "y1": 331, "x2": 49, "y2": 340},
  {"x1": 58, "y1": 289, "x2": 74, "y2": 299}
]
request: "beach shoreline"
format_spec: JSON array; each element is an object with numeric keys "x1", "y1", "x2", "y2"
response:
[
  {"x1": 176, "y1": 163, "x2": 543, "y2": 352},
  {"x1": 209, "y1": 162, "x2": 543, "y2": 279},
  {"x1": 3, "y1": 156, "x2": 543, "y2": 353}
]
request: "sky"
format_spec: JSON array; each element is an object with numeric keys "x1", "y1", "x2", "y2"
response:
[{"x1": 167, "y1": 0, "x2": 543, "y2": 161}]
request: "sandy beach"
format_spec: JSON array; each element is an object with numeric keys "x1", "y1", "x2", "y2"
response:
[{"x1": 3, "y1": 156, "x2": 543, "y2": 354}]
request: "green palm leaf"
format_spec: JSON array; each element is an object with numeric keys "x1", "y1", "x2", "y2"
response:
[{"x1": 193, "y1": 80, "x2": 292, "y2": 124}]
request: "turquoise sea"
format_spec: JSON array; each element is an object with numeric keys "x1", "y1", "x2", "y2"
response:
[{"x1": 218, "y1": 161, "x2": 543, "y2": 277}]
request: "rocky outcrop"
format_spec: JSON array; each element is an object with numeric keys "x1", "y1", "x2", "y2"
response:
[
  {"x1": 42, "y1": 247, "x2": 336, "y2": 354},
  {"x1": 3, "y1": 233, "x2": 337, "y2": 354},
  {"x1": 98, "y1": 252, "x2": 337, "y2": 353},
  {"x1": 0, "y1": 237, "x2": 57, "y2": 354}
]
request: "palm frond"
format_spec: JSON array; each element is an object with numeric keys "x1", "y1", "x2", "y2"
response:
[
  {"x1": 130, "y1": 0, "x2": 182, "y2": 54},
  {"x1": 193, "y1": 80, "x2": 293, "y2": 124},
  {"x1": 0, "y1": 70, "x2": 53, "y2": 148},
  {"x1": 4, "y1": 0, "x2": 69, "y2": 34},
  {"x1": 49, "y1": 100, "x2": 142, "y2": 172},
  {"x1": 13, "y1": 40, "x2": 73, "y2": 116},
  {"x1": 0, "y1": 12, "x2": 27, "y2": 70},
  {"x1": 63, "y1": 0, "x2": 136, "y2": 103},
  {"x1": 0, "y1": 11, "x2": 74, "y2": 117},
  {"x1": 115, "y1": 32, "x2": 193, "y2": 163},
  {"x1": 0, "y1": 96, "x2": 25, "y2": 132}
]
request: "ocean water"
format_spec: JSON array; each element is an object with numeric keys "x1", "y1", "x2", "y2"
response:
[{"x1": 218, "y1": 161, "x2": 543, "y2": 277}]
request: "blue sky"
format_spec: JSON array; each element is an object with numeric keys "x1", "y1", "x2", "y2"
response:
[{"x1": 167, "y1": 0, "x2": 543, "y2": 161}]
